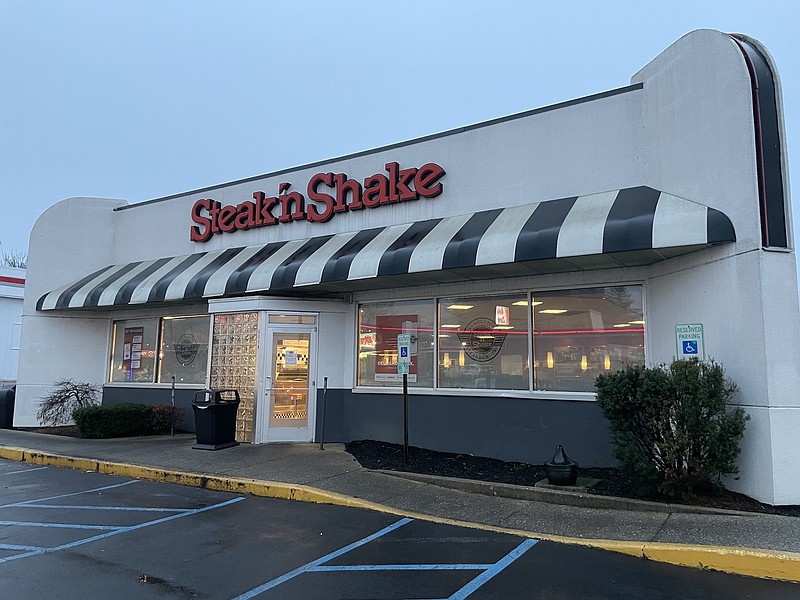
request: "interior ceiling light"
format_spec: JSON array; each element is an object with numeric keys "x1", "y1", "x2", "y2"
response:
[
  {"x1": 539, "y1": 309, "x2": 568, "y2": 314},
  {"x1": 628, "y1": 320, "x2": 645, "y2": 325},
  {"x1": 613, "y1": 323, "x2": 632, "y2": 328},
  {"x1": 493, "y1": 325, "x2": 514, "y2": 330},
  {"x1": 513, "y1": 300, "x2": 543, "y2": 306},
  {"x1": 440, "y1": 324, "x2": 461, "y2": 329},
  {"x1": 447, "y1": 304, "x2": 474, "y2": 310}
]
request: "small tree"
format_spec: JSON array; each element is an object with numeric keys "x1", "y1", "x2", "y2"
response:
[
  {"x1": 37, "y1": 379, "x2": 100, "y2": 426},
  {"x1": 595, "y1": 359, "x2": 748, "y2": 499}
]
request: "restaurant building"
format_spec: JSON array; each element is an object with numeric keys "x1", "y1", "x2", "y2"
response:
[
  {"x1": 14, "y1": 30, "x2": 800, "y2": 504},
  {"x1": 0, "y1": 266, "x2": 24, "y2": 385}
]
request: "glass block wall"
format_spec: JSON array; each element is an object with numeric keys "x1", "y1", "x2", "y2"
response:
[{"x1": 210, "y1": 312, "x2": 259, "y2": 443}]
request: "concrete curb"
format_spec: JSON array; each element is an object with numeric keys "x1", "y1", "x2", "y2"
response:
[
  {"x1": 377, "y1": 470, "x2": 759, "y2": 517},
  {"x1": 3, "y1": 445, "x2": 800, "y2": 583}
]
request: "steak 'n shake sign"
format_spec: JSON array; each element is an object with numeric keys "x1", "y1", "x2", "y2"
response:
[{"x1": 190, "y1": 161, "x2": 445, "y2": 242}]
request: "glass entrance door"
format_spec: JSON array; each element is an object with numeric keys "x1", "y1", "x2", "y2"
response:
[{"x1": 262, "y1": 329, "x2": 315, "y2": 442}]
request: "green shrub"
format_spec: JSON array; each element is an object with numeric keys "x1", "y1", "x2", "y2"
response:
[
  {"x1": 595, "y1": 359, "x2": 748, "y2": 499},
  {"x1": 73, "y1": 403, "x2": 149, "y2": 438},
  {"x1": 73, "y1": 403, "x2": 182, "y2": 438}
]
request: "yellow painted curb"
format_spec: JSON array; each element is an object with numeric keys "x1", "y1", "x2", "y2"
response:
[
  {"x1": 2, "y1": 445, "x2": 799, "y2": 583},
  {"x1": 0, "y1": 445, "x2": 389, "y2": 513}
]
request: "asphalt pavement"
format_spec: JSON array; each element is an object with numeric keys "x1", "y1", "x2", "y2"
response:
[{"x1": 1, "y1": 428, "x2": 798, "y2": 583}]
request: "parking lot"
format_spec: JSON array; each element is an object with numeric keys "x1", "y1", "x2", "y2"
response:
[{"x1": 2, "y1": 459, "x2": 798, "y2": 599}]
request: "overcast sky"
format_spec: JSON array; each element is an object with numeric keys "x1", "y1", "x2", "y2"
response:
[{"x1": 1, "y1": 1, "x2": 798, "y2": 263}]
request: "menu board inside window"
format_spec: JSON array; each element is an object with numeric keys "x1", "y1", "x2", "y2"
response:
[
  {"x1": 123, "y1": 327, "x2": 143, "y2": 379},
  {"x1": 109, "y1": 319, "x2": 158, "y2": 383}
]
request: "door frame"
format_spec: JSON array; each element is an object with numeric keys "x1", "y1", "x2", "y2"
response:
[{"x1": 254, "y1": 313, "x2": 318, "y2": 443}]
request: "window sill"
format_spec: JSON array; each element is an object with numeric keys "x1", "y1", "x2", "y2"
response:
[
  {"x1": 104, "y1": 382, "x2": 206, "y2": 388},
  {"x1": 351, "y1": 386, "x2": 597, "y2": 402}
]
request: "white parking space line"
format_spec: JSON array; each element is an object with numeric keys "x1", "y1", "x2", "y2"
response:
[
  {"x1": 0, "y1": 477, "x2": 246, "y2": 566},
  {"x1": 1, "y1": 480, "x2": 140, "y2": 509},
  {"x1": 0, "y1": 520, "x2": 119, "y2": 530},
  {"x1": 0, "y1": 543, "x2": 47, "y2": 552},
  {"x1": 1, "y1": 466, "x2": 48, "y2": 476},
  {"x1": 23, "y1": 504, "x2": 191, "y2": 512}
]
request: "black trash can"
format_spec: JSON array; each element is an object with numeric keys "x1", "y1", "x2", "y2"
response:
[
  {"x1": 191, "y1": 389, "x2": 240, "y2": 450},
  {"x1": 0, "y1": 386, "x2": 15, "y2": 429}
]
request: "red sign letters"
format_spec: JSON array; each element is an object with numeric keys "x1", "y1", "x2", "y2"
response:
[{"x1": 190, "y1": 161, "x2": 445, "y2": 243}]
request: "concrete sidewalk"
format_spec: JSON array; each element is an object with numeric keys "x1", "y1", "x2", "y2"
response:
[{"x1": 1, "y1": 428, "x2": 799, "y2": 583}]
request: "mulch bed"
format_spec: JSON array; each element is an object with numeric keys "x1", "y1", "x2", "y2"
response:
[
  {"x1": 17, "y1": 426, "x2": 83, "y2": 437},
  {"x1": 345, "y1": 439, "x2": 800, "y2": 518}
]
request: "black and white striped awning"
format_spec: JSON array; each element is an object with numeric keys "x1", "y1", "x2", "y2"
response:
[{"x1": 38, "y1": 186, "x2": 734, "y2": 311}]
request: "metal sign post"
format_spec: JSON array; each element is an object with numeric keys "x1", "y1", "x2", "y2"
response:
[
  {"x1": 397, "y1": 334, "x2": 411, "y2": 464},
  {"x1": 170, "y1": 376, "x2": 176, "y2": 436},
  {"x1": 403, "y1": 372, "x2": 409, "y2": 464},
  {"x1": 319, "y1": 377, "x2": 328, "y2": 451}
]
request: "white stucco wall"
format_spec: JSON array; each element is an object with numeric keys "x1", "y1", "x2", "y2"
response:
[
  {"x1": 15, "y1": 197, "x2": 126, "y2": 425},
  {"x1": 631, "y1": 31, "x2": 800, "y2": 504}
]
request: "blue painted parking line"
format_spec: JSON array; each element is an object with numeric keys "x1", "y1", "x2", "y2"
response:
[
  {"x1": 312, "y1": 563, "x2": 496, "y2": 572},
  {"x1": 232, "y1": 517, "x2": 539, "y2": 600},
  {"x1": 447, "y1": 538, "x2": 538, "y2": 600},
  {"x1": 232, "y1": 517, "x2": 414, "y2": 599}
]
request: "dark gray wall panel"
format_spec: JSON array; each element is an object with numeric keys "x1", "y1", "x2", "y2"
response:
[
  {"x1": 316, "y1": 389, "x2": 616, "y2": 467},
  {"x1": 314, "y1": 387, "x2": 346, "y2": 442}
]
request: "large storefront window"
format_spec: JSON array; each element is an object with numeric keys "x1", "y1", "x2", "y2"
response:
[
  {"x1": 109, "y1": 315, "x2": 210, "y2": 384},
  {"x1": 438, "y1": 294, "x2": 529, "y2": 390},
  {"x1": 358, "y1": 300, "x2": 435, "y2": 387},
  {"x1": 358, "y1": 285, "x2": 645, "y2": 394},
  {"x1": 109, "y1": 319, "x2": 159, "y2": 382},
  {"x1": 532, "y1": 286, "x2": 645, "y2": 392},
  {"x1": 158, "y1": 316, "x2": 210, "y2": 385}
]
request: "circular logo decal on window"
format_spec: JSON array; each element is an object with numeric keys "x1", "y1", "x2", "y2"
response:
[
  {"x1": 174, "y1": 333, "x2": 199, "y2": 366},
  {"x1": 456, "y1": 318, "x2": 507, "y2": 362}
]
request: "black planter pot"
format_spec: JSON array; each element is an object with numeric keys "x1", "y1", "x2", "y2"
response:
[{"x1": 544, "y1": 445, "x2": 578, "y2": 486}]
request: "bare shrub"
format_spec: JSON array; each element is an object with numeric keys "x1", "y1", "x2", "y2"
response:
[
  {"x1": 37, "y1": 379, "x2": 100, "y2": 426},
  {"x1": 2, "y1": 249, "x2": 27, "y2": 268}
]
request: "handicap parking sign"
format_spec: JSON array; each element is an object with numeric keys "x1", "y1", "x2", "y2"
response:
[
  {"x1": 675, "y1": 324, "x2": 705, "y2": 360},
  {"x1": 400, "y1": 346, "x2": 408, "y2": 358}
]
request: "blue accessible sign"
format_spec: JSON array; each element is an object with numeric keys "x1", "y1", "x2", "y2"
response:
[
  {"x1": 397, "y1": 334, "x2": 411, "y2": 375},
  {"x1": 675, "y1": 324, "x2": 705, "y2": 360}
]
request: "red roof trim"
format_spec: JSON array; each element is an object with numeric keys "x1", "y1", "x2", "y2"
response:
[{"x1": 0, "y1": 276, "x2": 25, "y2": 285}]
